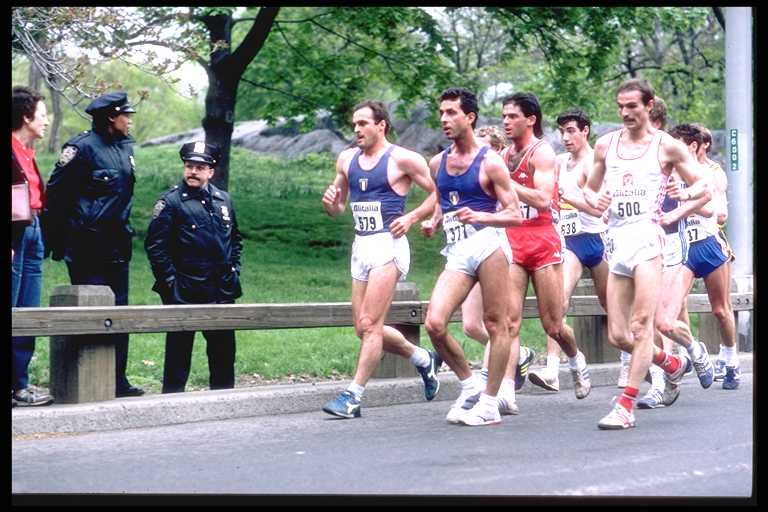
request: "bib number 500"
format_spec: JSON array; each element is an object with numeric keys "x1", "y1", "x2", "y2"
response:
[{"x1": 616, "y1": 201, "x2": 641, "y2": 217}]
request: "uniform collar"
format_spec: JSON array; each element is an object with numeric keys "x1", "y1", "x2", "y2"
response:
[{"x1": 178, "y1": 181, "x2": 221, "y2": 201}]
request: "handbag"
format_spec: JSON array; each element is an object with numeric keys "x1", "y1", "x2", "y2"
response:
[{"x1": 11, "y1": 181, "x2": 31, "y2": 222}]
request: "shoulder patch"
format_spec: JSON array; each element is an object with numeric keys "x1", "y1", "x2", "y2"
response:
[
  {"x1": 58, "y1": 146, "x2": 78, "y2": 166},
  {"x1": 152, "y1": 199, "x2": 167, "y2": 218}
]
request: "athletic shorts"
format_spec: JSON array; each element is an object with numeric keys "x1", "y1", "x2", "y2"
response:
[
  {"x1": 506, "y1": 223, "x2": 563, "y2": 272},
  {"x1": 663, "y1": 229, "x2": 686, "y2": 267},
  {"x1": 351, "y1": 232, "x2": 410, "y2": 282},
  {"x1": 564, "y1": 231, "x2": 606, "y2": 269},
  {"x1": 683, "y1": 234, "x2": 728, "y2": 279},
  {"x1": 603, "y1": 223, "x2": 664, "y2": 278},
  {"x1": 441, "y1": 227, "x2": 512, "y2": 277}
]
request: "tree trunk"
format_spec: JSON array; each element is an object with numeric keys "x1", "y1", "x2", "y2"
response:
[
  {"x1": 199, "y1": 7, "x2": 279, "y2": 191},
  {"x1": 46, "y1": 79, "x2": 63, "y2": 153}
]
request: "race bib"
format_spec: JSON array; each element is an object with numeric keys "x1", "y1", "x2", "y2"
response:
[
  {"x1": 351, "y1": 202, "x2": 384, "y2": 233},
  {"x1": 443, "y1": 212, "x2": 477, "y2": 244},
  {"x1": 558, "y1": 209, "x2": 582, "y2": 237},
  {"x1": 684, "y1": 217, "x2": 707, "y2": 244},
  {"x1": 520, "y1": 201, "x2": 539, "y2": 220}
]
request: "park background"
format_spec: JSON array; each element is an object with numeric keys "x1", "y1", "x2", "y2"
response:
[{"x1": 12, "y1": 6, "x2": 726, "y2": 392}]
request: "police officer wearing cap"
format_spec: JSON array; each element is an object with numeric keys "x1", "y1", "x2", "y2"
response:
[
  {"x1": 145, "y1": 142, "x2": 243, "y2": 393},
  {"x1": 44, "y1": 91, "x2": 144, "y2": 397}
]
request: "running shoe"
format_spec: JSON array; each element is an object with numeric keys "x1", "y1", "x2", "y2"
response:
[
  {"x1": 571, "y1": 364, "x2": 592, "y2": 399},
  {"x1": 322, "y1": 390, "x2": 361, "y2": 419},
  {"x1": 722, "y1": 366, "x2": 741, "y2": 390},
  {"x1": 417, "y1": 350, "x2": 442, "y2": 401},
  {"x1": 661, "y1": 380, "x2": 680, "y2": 407},
  {"x1": 598, "y1": 403, "x2": 636, "y2": 430},
  {"x1": 459, "y1": 402, "x2": 502, "y2": 426},
  {"x1": 690, "y1": 341, "x2": 714, "y2": 389},
  {"x1": 515, "y1": 346, "x2": 535, "y2": 391},
  {"x1": 528, "y1": 367, "x2": 560, "y2": 392},
  {"x1": 461, "y1": 391, "x2": 519, "y2": 415},
  {"x1": 617, "y1": 358, "x2": 631, "y2": 388},
  {"x1": 446, "y1": 389, "x2": 481, "y2": 424},
  {"x1": 713, "y1": 359, "x2": 727, "y2": 382},
  {"x1": 497, "y1": 395, "x2": 520, "y2": 416},
  {"x1": 12, "y1": 387, "x2": 54, "y2": 407},
  {"x1": 636, "y1": 387, "x2": 665, "y2": 409}
]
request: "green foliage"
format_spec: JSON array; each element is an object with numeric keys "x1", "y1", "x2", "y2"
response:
[
  {"x1": 236, "y1": 7, "x2": 457, "y2": 135},
  {"x1": 12, "y1": 56, "x2": 205, "y2": 148}
]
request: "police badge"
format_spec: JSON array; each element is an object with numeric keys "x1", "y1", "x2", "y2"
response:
[
  {"x1": 449, "y1": 191, "x2": 460, "y2": 206},
  {"x1": 58, "y1": 146, "x2": 78, "y2": 166},
  {"x1": 359, "y1": 178, "x2": 368, "y2": 192}
]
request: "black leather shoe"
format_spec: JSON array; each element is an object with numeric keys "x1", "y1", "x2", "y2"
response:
[{"x1": 116, "y1": 385, "x2": 145, "y2": 397}]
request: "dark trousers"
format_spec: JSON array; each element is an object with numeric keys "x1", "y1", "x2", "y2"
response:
[
  {"x1": 66, "y1": 259, "x2": 133, "y2": 391},
  {"x1": 161, "y1": 330, "x2": 236, "y2": 393}
]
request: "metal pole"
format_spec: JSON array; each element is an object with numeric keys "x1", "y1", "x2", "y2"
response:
[{"x1": 724, "y1": 7, "x2": 754, "y2": 351}]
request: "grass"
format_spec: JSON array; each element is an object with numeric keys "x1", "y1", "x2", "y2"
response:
[{"x1": 26, "y1": 146, "x2": 674, "y2": 393}]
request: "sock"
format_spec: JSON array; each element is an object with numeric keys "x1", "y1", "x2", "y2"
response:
[
  {"x1": 480, "y1": 368, "x2": 489, "y2": 384},
  {"x1": 460, "y1": 375, "x2": 480, "y2": 393},
  {"x1": 653, "y1": 350, "x2": 681, "y2": 374},
  {"x1": 409, "y1": 346, "x2": 431, "y2": 368},
  {"x1": 617, "y1": 386, "x2": 639, "y2": 412},
  {"x1": 547, "y1": 355, "x2": 560, "y2": 373},
  {"x1": 648, "y1": 364, "x2": 665, "y2": 391},
  {"x1": 568, "y1": 352, "x2": 584, "y2": 370},
  {"x1": 717, "y1": 344, "x2": 727, "y2": 361},
  {"x1": 499, "y1": 378, "x2": 516, "y2": 399},
  {"x1": 620, "y1": 351, "x2": 632, "y2": 364},
  {"x1": 721, "y1": 344, "x2": 737, "y2": 367},
  {"x1": 347, "y1": 382, "x2": 365, "y2": 400},
  {"x1": 686, "y1": 340, "x2": 703, "y2": 360}
]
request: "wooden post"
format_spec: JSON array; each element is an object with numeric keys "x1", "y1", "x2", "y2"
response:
[
  {"x1": 571, "y1": 278, "x2": 616, "y2": 364},
  {"x1": 49, "y1": 285, "x2": 116, "y2": 403},
  {"x1": 374, "y1": 281, "x2": 420, "y2": 378}
]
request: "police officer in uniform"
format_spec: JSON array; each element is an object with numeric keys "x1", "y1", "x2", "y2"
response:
[
  {"x1": 145, "y1": 142, "x2": 243, "y2": 393},
  {"x1": 44, "y1": 91, "x2": 144, "y2": 397}
]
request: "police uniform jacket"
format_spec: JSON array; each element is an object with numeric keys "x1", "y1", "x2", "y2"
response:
[
  {"x1": 145, "y1": 181, "x2": 243, "y2": 305},
  {"x1": 44, "y1": 127, "x2": 136, "y2": 263}
]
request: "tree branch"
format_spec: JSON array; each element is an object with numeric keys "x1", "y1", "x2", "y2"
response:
[
  {"x1": 229, "y1": 6, "x2": 280, "y2": 78},
  {"x1": 241, "y1": 77, "x2": 322, "y2": 109}
]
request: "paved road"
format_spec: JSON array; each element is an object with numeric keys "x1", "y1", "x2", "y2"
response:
[{"x1": 12, "y1": 373, "x2": 753, "y2": 497}]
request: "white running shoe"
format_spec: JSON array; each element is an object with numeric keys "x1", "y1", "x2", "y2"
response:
[
  {"x1": 528, "y1": 367, "x2": 560, "y2": 392},
  {"x1": 598, "y1": 403, "x2": 636, "y2": 430},
  {"x1": 459, "y1": 402, "x2": 502, "y2": 426},
  {"x1": 571, "y1": 359, "x2": 591, "y2": 399},
  {"x1": 497, "y1": 395, "x2": 520, "y2": 415},
  {"x1": 446, "y1": 389, "x2": 480, "y2": 424}
]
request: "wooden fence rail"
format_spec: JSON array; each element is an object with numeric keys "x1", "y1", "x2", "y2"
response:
[{"x1": 10, "y1": 278, "x2": 753, "y2": 404}]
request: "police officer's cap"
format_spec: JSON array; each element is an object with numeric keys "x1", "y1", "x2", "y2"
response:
[
  {"x1": 180, "y1": 141, "x2": 221, "y2": 167},
  {"x1": 85, "y1": 91, "x2": 137, "y2": 117}
]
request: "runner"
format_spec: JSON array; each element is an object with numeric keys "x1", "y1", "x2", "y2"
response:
[
  {"x1": 421, "y1": 87, "x2": 523, "y2": 426},
  {"x1": 526, "y1": 108, "x2": 607, "y2": 395},
  {"x1": 585, "y1": 78, "x2": 711, "y2": 430},
  {"x1": 500, "y1": 94, "x2": 592, "y2": 401},
  {"x1": 321, "y1": 100, "x2": 442, "y2": 419}
]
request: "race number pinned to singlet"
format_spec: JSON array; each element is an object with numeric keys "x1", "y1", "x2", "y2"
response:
[
  {"x1": 351, "y1": 201, "x2": 383, "y2": 233},
  {"x1": 519, "y1": 201, "x2": 539, "y2": 220},
  {"x1": 558, "y1": 209, "x2": 582, "y2": 237},
  {"x1": 684, "y1": 216, "x2": 706, "y2": 243},
  {"x1": 442, "y1": 212, "x2": 477, "y2": 244}
]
